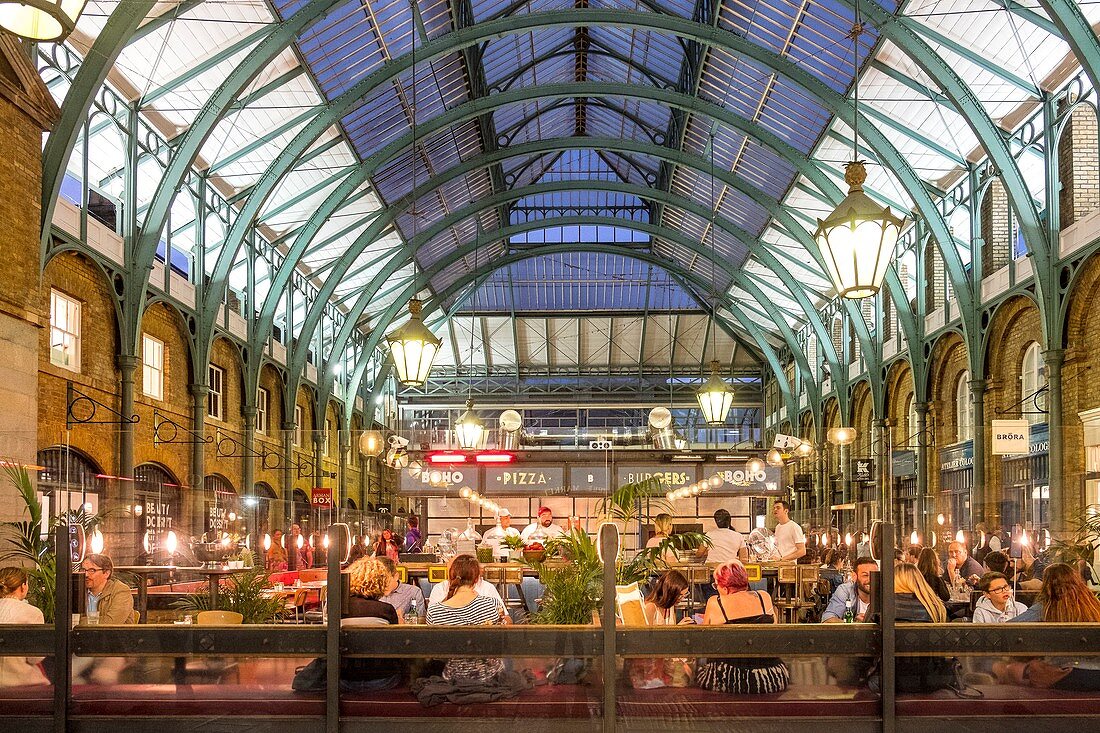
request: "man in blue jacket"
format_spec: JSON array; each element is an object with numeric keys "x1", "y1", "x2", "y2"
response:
[{"x1": 822, "y1": 556, "x2": 877, "y2": 623}]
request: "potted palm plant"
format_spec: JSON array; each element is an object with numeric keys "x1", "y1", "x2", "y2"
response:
[{"x1": 0, "y1": 463, "x2": 101, "y2": 622}]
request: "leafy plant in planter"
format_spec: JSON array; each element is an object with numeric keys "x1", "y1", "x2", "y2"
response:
[
  {"x1": 0, "y1": 463, "x2": 102, "y2": 622},
  {"x1": 172, "y1": 566, "x2": 286, "y2": 623},
  {"x1": 527, "y1": 529, "x2": 709, "y2": 625}
]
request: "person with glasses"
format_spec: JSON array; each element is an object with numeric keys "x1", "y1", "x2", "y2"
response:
[
  {"x1": 972, "y1": 572, "x2": 1026, "y2": 623},
  {"x1": 80, "y1": 554, "x2": 134, "y2": 626}
]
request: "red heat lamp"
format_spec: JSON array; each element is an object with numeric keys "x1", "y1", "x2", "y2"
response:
[{"x1": 425, "y1": 451, "x2": 515, "y2": 465}]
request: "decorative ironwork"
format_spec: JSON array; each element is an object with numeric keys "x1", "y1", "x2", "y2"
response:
[
  {"x1": 152, "y1": 411, "x2": 213, "y2": 446},
  {"x1": 215, "y1": 430, "x2": 282, "y2": 468},
  {"x1": 290, "y1": 453, "x2": 335, "y2": 480},
  {"x1": 66, "y1": 381, "x2": 139, "y2": 430},
  {"x1": 995, "y1": 385, "x2": 1050, "y2": 416}
]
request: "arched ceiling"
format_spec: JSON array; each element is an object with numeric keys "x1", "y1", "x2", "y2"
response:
[{"x1": 38, "y1": 0, "x2": 1100, "y2": 406}]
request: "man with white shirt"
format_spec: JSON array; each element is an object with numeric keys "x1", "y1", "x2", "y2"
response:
[
  {"x1": 772, "y1": 500, "x2": 806, "y2": 560},
  {"x1": 698, "y1": 509, "x2": 746, "y2": 563},
  {"x1": 482, "y1": 508, "x2": 521, "y2": 545},
  {"x1": 520, "y1": 506, "x2": 565, "y2": 542}
]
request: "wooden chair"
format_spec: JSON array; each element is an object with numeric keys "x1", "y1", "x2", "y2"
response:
[
  {"x1": 196, "y1": 610, "x2": 244, "y2": 625},
  {"x1": 303, "y1": 586, "x2": 327, "y2": 624},
  {"x1": 175, "y1": 611, "x2": 243, "y2": 684}
]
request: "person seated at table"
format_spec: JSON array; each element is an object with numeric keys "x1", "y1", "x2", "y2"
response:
[
  {"x1": 377, "y1": 556, "x2": 425, "y2": 620},
  {"x1": 894, "y1": 563, "x2": 947, "y2": 622},
  {"x1": 427, "y1": 557, "x2": 505, "y2": 609},
  {"x1": 944, "y1": 541, "x2": 983, "y2": 589},
  {"x1": 645, "y1": 513, "x2": 680, "y2": 566},
  {"x1": 904, "y1": 545, "x2": 922, "y2": 565},
  {"x1": 997, "y1": 563, "x2": 1100, "y2": 689},
  {"x1": 819, "y1": 547, "x2": 848, "y2": 596},
  {"x1": 73, "y1": 554, "x2": 133, "y2": 685},
  {"x1": 983, "y1": 550, "x2": 1011, "y2": 577},
  {"x1": 643, "y1": 569, "x2": 692, "y2": 625},
  {"x1": 347, "y1": 535, "x2": 369, "y2": 564},
  {"x1": 267, "y1": 533, "x2": 289, "y2": 571},
  {"x1": 695, "y1": 561, "x2": 789, "y2": 695},
  {"x1": 972, "y1": 571, "x2": 1026, "y2": 623},
  {"x1": 0, "y1": 567, "x2": 49, "y2": 687},
  {"x1": 425, "y1": 555, "x2": 509, "y2": 682},
  {"x1": 821, "y1": 556, "x2": 876, "y2": 623},
  {"x1": 341, "y1": 558, "x2": 404, "y2": 690},
  {"x1": 916, "y1": 547, "x2": 951, "y2": 603},
  {"x1": 82, "y1": 554, "x2": 134, "y2": 625}
]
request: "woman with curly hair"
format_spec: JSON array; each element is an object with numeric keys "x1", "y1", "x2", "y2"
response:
[{"x1": 341, "y1": 558, "x2": 403, "y2": 690}]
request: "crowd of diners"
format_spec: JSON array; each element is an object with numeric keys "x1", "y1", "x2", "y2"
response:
[{"x1": 3, "y1": 501, "x2": 1100, "y2": 700}]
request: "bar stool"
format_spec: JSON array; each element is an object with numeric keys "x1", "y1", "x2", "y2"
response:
[{"x1": 773, "y1": 565, "x2": 801, "y2": 624}]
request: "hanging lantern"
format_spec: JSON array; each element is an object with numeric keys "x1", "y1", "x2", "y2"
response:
[
  {"x1": 745, "y1": 456, "x2": 766, "y2": 474},
  {"x1": 910, "y1": 531, "x2": 920, "y2": 546},
  {"x1": 455, "y1": 399, "x2": 486, "y2": 450},
  {"x1": 386, "y1": 298, "x2": 441, "y2": 387},
  {"x1": 794, "y1": 441, "x2": 815, "y2": 458},
  {"x1": 89, "y1": 529, "x2": 105, "y2": 554},
  {"x1": 359, "y1": 430, "x2": 384, "y2": 456},
  {"x1": 827, "y1": 426, "x2": 857, "y2": 446},
  {"x1": 696, "y1": 360, "x2": 735, "y2": 425},
  {"x1": 813, "y1": 160, "x2": 907, "y2": 299},
  {"x1": 0, "y1": 0, "x2": 86, "y2": 42},
  {"x1": 766, "y1": 448, "x2": 785, "y2": 467}
]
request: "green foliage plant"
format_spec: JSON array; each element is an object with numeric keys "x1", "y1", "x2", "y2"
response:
[
  {"x1": 0, "y1": 463, "x2": 101, "y2": 622},
  {"x1": 172, "y1": 566, "x2": 286, "y2": 623}
]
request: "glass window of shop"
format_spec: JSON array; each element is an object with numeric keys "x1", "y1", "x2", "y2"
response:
[
  {"x1": 1000, "y1": 424, "x2": 1050, "y2": 531},
  {"x1": 36, "y1": 446, "x2": 103, "y2": 518},
  {"x1": 939, "y1": 441, "x2": 973, "y2": 530}
]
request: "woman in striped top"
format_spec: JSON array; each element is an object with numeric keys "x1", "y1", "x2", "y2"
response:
[{"x1": 426, "y1": 554, "x2": 507, "y2": 682}]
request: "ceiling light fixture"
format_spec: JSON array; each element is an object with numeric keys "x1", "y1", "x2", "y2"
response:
[
  {"x1": 696, "y1": 131, "x2": 734, "y2": 425},
  {"x1": 0, "y1": 0, "x2": 85, "y2": 41},
  {"x1": 387, "y1": 24, "x2": 441, "y2": 387},
  {"x1": 813, "y1": 0, "x2": 907, "y2": 299}
]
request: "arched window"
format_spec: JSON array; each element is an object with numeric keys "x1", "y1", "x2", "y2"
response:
[
  {"x1": 906, "y1": 395, "x2": 918, "y2": 445},
  {"x1": 135, "y1": 463, "x2": 181, "y2": 536},
  {"x1": 1021, "y1": 342, "x2": 1047, "y2": 425},
  {"x1": 37, "y1": 447, "x2": 104, "y2": 517},
  {"x1": 956, "y1": 371, "x2": 973, "y2": 443}
]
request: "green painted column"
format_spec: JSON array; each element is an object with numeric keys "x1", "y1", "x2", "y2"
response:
[
  {"x1": 189, "y1": 384, "x2": 209, "y2": 537},
  {"x1": 970, "y1": 379, "x2": 988, "y2": 527},
  {"x1": 281, "y1": 421, "x2": 295, "y2": 532},
  {"x1": 914, "y1": 401, "x2": 931, "y2": 539},
  {"x1": 241, "y1": 406, "x2": 256, "y2": 501},
  {"x1": 1045, "y1": 349, "x2": 1067, "y2": 536},
  {"x1": 116, "y1": 353, "x2": 138, "y2": 562}
]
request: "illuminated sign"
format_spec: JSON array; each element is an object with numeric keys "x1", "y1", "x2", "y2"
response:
[
  {"x1": 484, "y1": 466, "x2": 565, "y2": 495},
  {"x1": 615, "y1": 467, "x2": 695, "y2": 490}
]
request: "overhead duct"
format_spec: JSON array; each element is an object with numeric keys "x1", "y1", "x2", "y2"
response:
[
  {"x1": 498, "y1": 410, "x2": 522, "y2": 450},
  {"x1": 520, "y1": 428, "x2": 650, "y2": 448},
  {"x1": 649, "y1": 407, "x2": 686, "y2": 451}
]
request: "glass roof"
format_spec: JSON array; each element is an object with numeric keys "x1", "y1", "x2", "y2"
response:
[{"x1": 39, "y1": 0, "x2": 1100, "y2": 380}]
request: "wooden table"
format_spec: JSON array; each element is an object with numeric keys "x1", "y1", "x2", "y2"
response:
[{"x1": 113, "y1": 565, "x2": 186, "y2": 624}]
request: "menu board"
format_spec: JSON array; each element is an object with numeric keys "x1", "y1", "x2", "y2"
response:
[{"x1": 484, "y1": 465, "x2": 565, "y2": 496}]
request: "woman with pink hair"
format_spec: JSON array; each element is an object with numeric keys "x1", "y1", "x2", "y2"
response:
[{"x1": 695, "y1": 561, "x2": 789, "y2": 694}]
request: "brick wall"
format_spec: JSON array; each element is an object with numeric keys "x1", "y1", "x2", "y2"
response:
[
  {"x1": 981, "y1": 179, "x2": 1012, "y2": 274},
  {"x1": 0, "y1": 84, "x2": 46, "y2": 527},
  {"x1": 924, "y1": 239, "x2": 946, "y2": 310},
  {"x1": 1063, "y1": 251, "x2": 1100, "y2": 518},
  {"x1": 982, "y1": 295, "x2": 1042, "y2": 526},
  {"x1": 886, "y1": 360, "x2": 914, "y2": 447},
  {"x1": 1059, "y1": 105, "x2": 1100, "y2": 228},
  {"x1": 926, "y1": 332, "x2": 969, "y2": 505}
]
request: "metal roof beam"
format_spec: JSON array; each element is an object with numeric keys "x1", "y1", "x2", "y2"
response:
[
  {"x1": 205, "y1": 107, "x2": 321, "y2": 176},
  {"x1": 861, "y1": 103, "x2": 966, "y2": 166},
  {"x1": 258, "y1": 163, "x2": 356, "y2": 226},
  {"x1": 989, "y1": 0, "x2": 1061, "y2": 38},
  {"x1": 869, "y1": 59, "x2": 952, "y2": 109},
  {"x1": 903, "y1": 17, "x2": 1040, "y2": 98},
  {"x1": 139, "y1": 23, "x2": 276, "y2": 108},
  {"x1": 1038, "y1": 0, "x2": 1100, "y2": 105}
]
